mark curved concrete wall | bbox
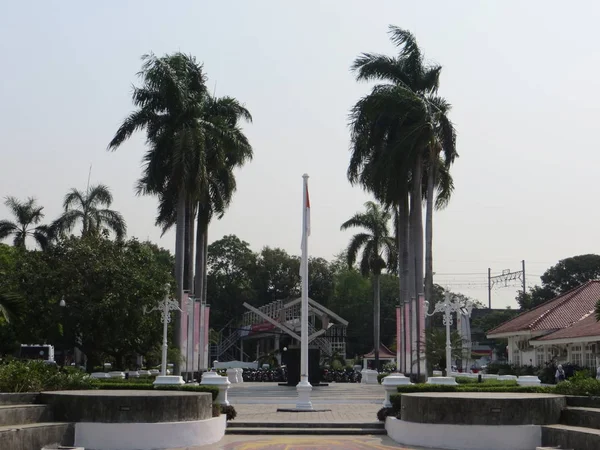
[386,417,541,450]
[41,390,212,423]
[400,392,565,425]
[74,415,226,450]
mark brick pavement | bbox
[233,403,380,423]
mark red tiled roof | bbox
[487,281,600,336]
[363,344,396,358]
[535,313,600,342]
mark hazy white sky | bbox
[1,1,599,308]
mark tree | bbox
[341,201,397,370]
[518,254,600,310]
[349,26,454,377]
[0,197,51,250]
[10,235,174,370]
[53,184,126,240]
[423,327,462,372]
[253,247,301,306]
[206,235,257,329]
[108,52,210,374]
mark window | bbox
[536,347,545,367]
[571,345,583,366]
[585,344,595,368]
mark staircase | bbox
[308,322,332,356]
[226,421,385,435]
[542,396,600,450]
[0,393,74,450]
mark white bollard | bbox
[426,376,458,385]
[226,368,238,384]
[364,369,379,385]
[361,368,368,384]
[201,370,232,406]
[517,375,541,386]
[382,374,412,407]
[236,368,243,383]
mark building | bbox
[486,280,600,368]
[211,297,348,365]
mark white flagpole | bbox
[296,173,313,410]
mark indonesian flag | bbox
[300,176,310,277]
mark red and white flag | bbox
[300,176,310,277]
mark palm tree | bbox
[349,25,455,379]
[0,197,51,250]
[109,52,208,374]
[341,201,397,370]
[0,290,22,323]
[423,98,457,315]
[53,184,126,240]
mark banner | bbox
[180,292,189,369]
[203,306,210,370]
[396,306,401,371]
[404,302,410,371]
[193,300,200,372]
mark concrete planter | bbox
[498,375,518,381]
[426,376,458,385]
[382,374,412,407]
[517,376,541,386]
[108,371,125,379]
[201,370,231,406]
[363,369,378,385]
[153,375,185,386]
[226,368,238,384]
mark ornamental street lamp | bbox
[143,290,182,377]
[425,291,473,376]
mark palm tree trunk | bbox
[399,192,410,373]
[425,156,436,323]
[173,190,186,376]
[194,206,206,299]
[408,191,416,377]
[412,152,425,380]
[373,273,381,371]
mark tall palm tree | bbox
[53,184,126,240]
[349,25,454,379]
[109,52,208,374]
[341,201,397,370]
[0,290,21,323]
[0,197,51,250]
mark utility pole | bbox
[488,268,492,308]
[488,261,526,308]
[522,260,526,296]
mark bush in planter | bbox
[377,373,390,384]
[455,377,517,386]
[377,407,394,422]
[90,381,219,401]
[211,403,237,420]
[554,374,600,396]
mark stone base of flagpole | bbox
[295,377,313,410]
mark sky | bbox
[1,1,599,309]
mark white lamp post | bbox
[144,290,184,386]
[425,291,473,377]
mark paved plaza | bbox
[228,383,382,423]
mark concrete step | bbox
[228,421,385,429]
[566,396,600,409]
[0,422,74,450]
[0,393,38,406]
[226,427,387,435]
[562,406,600,429]
[542,424,600,450]
[0,404,52,426]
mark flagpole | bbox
[296,173,313,410]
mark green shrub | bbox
[454,377,517,386]
[554,377,600,397]
[377,407,394,422]
[377,373,390,384]
[0,360,92,393]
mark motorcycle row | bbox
[235,367,363,383]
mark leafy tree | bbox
[518,254,600,310]
[253,247,301,306]
[0,197,51,250]
[423,327,462,374]
[341,201,396,369]
[10,236,174,370]
[206,235,257,329]
[307,257,334,306]
[53,184,126,240]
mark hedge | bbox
[454,377,517,386]
[377,373,390,384]
[90,381,219,401]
